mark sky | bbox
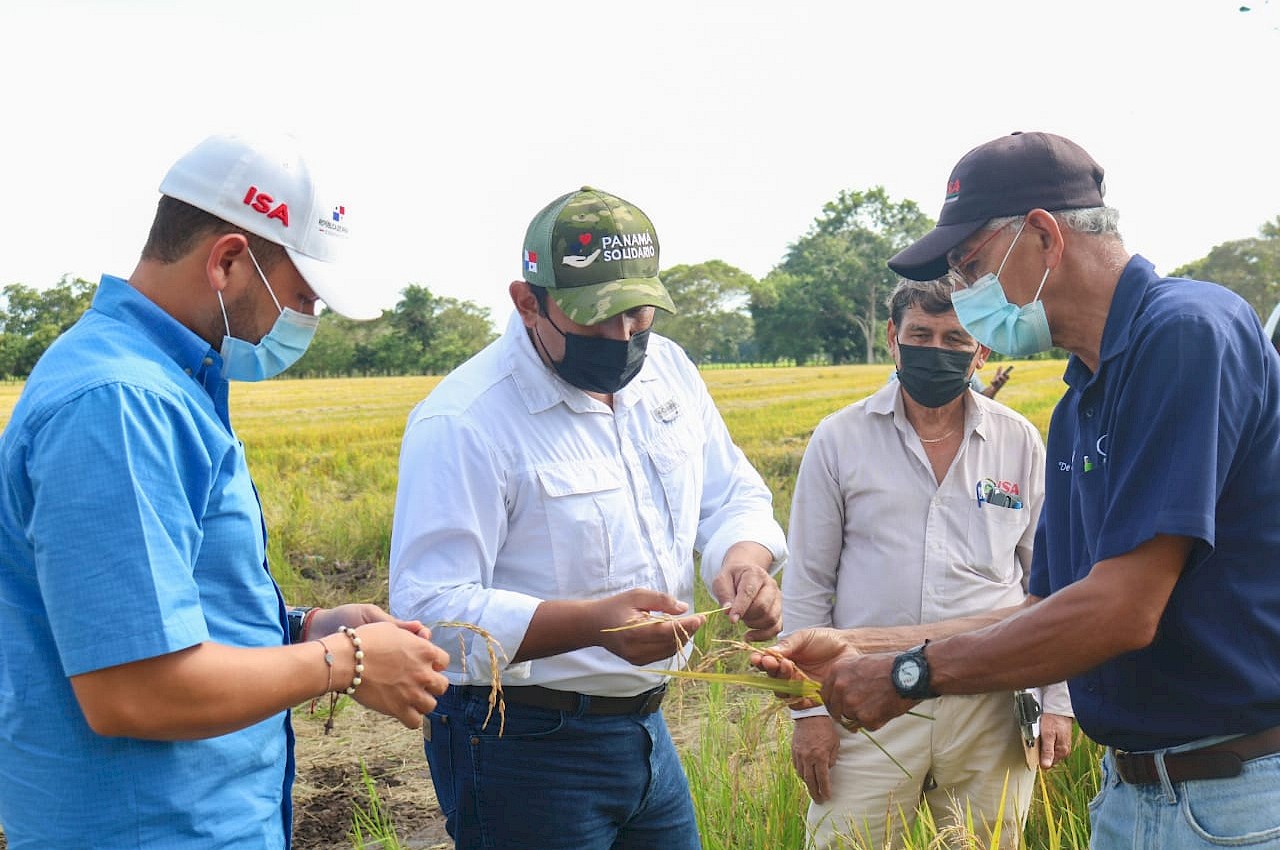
[2,0,1278,327]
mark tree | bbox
[0,276,97,378]
[1172,216,1280,320]
[752,187,932,364]
[657,260,756,364]
[292,284,496,376]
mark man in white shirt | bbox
[784,279,1073,849]
[389,186,787,850]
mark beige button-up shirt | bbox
[784,380,1071,715]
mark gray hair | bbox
[983,206,1122,238]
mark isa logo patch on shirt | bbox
[524,250,538,274]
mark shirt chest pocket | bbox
[961,499,1028,586]
[535,462,631,596]
[643,422,702,537]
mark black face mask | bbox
[895,343,977,408]
[537,312,650,394]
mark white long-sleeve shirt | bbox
[784,381,1071,716]
[390,311,787,696]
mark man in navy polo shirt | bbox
[755,131,1280,849]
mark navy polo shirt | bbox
[1030,256,1280,751]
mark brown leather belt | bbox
[457,684,667,716]
[1113,725,1280,785]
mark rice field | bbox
[0,360,1098,849]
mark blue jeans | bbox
[1090,747,1280,848]
[424,687,701,850]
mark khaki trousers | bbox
[807,691,1034,850]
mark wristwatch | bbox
[891,642,938,700]
[287,607,316,644]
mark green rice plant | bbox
[682,688,812,850]
[348,759,403,850]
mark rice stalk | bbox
[430,620,509,736]
[646,639,927,777]
[599,604,731,632]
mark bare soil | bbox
[292,701,452,850]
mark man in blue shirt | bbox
[756,132,1280,849]
[0,133,450,849]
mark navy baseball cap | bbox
[889,131,1107,281]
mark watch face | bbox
[897,659,921,689]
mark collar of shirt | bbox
[94,275,224,389]
[499,310,658,415]
[1062,254,1156,391]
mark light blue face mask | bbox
[951,219,1053,357]
[218,249,319,381]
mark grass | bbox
[0,361,1094,849]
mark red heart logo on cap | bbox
[578,233,592,246]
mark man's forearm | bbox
[72,640,336,740]
[930,535,1190,695]
[846,602,1030,654]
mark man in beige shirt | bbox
[783,279,1073,849]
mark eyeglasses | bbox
[946,222,1014,290]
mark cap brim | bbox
[887,220,989,282]
[549,277,677,326]
[287,248,384,321]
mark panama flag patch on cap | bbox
[524,250,538,273]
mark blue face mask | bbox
[951,220,1053,357]
[218,249,319,381]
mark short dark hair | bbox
[885,278,955,329]
[141,195,288,271]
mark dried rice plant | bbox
[431,620,510,736]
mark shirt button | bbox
[184,368,193,376]
[203,357,214,366]
[1084,408,1095,418]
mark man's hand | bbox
[818,651,919,732]
[341,621,451,730]
[753,632,915,731]
[791,715,841,803]
[751,627,857,692]
[1038,713,1074,769]
[711,542,781,641]
[593,588,706,666]
[307,603,436,642]
[982,365,1013,398]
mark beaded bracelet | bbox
[338,625,365,695]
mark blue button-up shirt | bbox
[0,276,293,848]
[1030,256,1280,751]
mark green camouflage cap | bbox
[521,186,677,325]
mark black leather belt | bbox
[456,684,667,716]
[1114,725,1280,785]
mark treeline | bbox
[3,190,1279,380]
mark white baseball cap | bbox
[159,132,381,320]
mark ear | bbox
[885,318,900,365]
[509,281,539,328]
[205,233,251,295]
[973,344,990,371]
[1026,208,1066,271]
